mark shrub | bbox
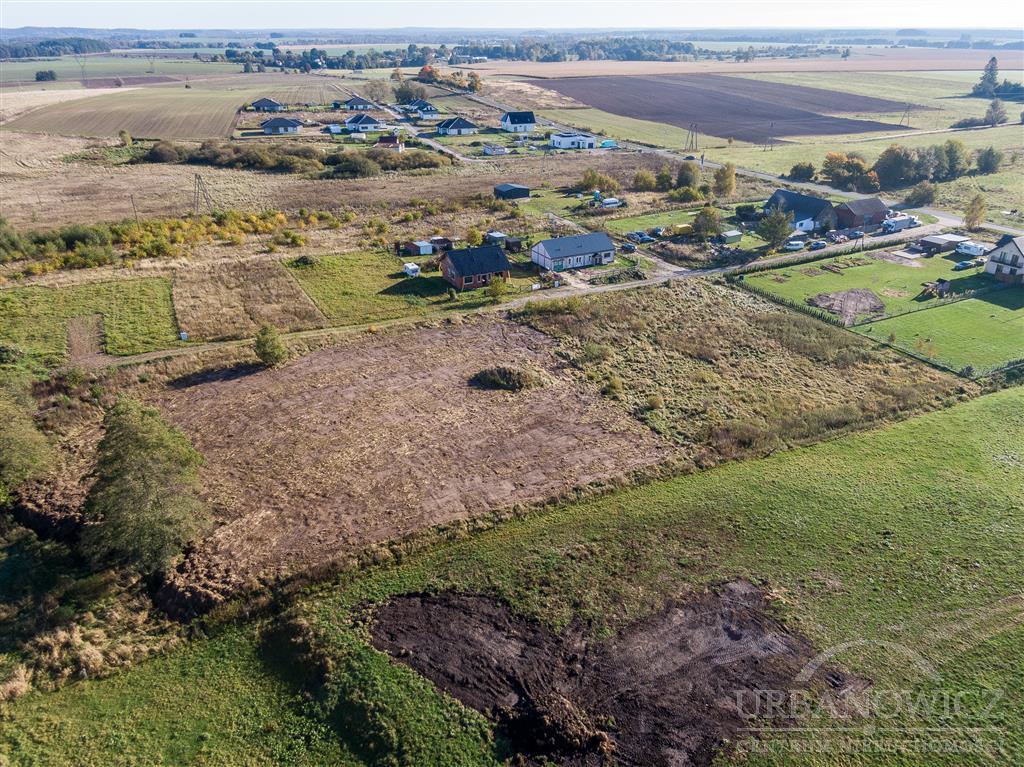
[291,253,320,267]
[147,140,186,163]
[904,180,936,206]
[578,168,619,193]
[675,161,701,189]
[0,390,53,505]
[35,70,57,82]
[602,375,625,399]
[117,130,132,147]
[788,162,815,181]
[976,146,1003,174]
[469,366,539,392]
[666,186,704,203]
[254,324,288,367]
[646,392,665,410]
[326,153,381,179]
[632,170,656,192]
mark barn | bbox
[835,197,890,228]
[494,183,531,200]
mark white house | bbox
[343,96,374,110]
[500,111,536,133]
[345,113,384,132]
[436,116,478,136]
[531,232,615,271]
[984,235,1024,284]
[261,117,303,135]
[415,102,440,119]
[550,132,596,150]
[483,144,509,156]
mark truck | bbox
[881,215,921,233]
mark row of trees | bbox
[0,37,108,59]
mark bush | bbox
[291,253,319,267]
[0,390,52,505]
[80,399,210,574]
[146,140,186,163]
[788,162,815,181]
[326,153,381,179]
[675,161,701,189]
[578,168,619,194]
[976,146,1003,174]
[469,366,539,392]
[904,180,936,206]
[632,170,656,192]
[254,324,288,367]
[35,70,58,81]
[117,130,132,147]
[667,186,704,203]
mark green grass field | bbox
[0,279,181,366]
[862,289,1024,372]
[746,250,993,320]
[0,55,241,84]
[538,107,739,149]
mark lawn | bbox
[862,289,1024,372]
[0,278,181,366]
[431,128,544,156]
[0,55,241,84]
[516,188,589,218]
[285,250,534,326]
[746,250,994,321]
[603,207,704,234]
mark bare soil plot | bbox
[172,259,326,341]
[808,288,886,326]
[152,318,672,617]
[369,581,865,766]
[536,74,910,142]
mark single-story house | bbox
[983,234,1024,284]
[251,97,284,112]
[550,132,596,150]
[439,245,511,290]
[436,116,478,136]
[720,230,743,244]
[835,197,890,228]
[494,183,530,200]
[345,113,384,132]
[483,144,509,156]
[500,111,536,133]
[918,233,971,254]
[415,102,439,118]
[531,232,615,271]
[402,98,432,113]
[375,134,404,151]
[343,95,374,110]
[763,189,837,232]
[261,117,303,135]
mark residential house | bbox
[375,134,404,152]
[835,197,890,229]
[483,144,509,156]
[550,132,596,150]
[343,95,374,110]
[402,98,432,113]
[251,97,284,112]
[763,189,837,232]
[436,116,478,136]
[415,102,440,119]
[261,117,303,135]
[439,245,511,290]
[500,111,536,133]
[493,183,530,200]
[984,235,1024,284]
[531,232,615,271]
[345,113,384,132]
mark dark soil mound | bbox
[808,288,885,325]
[369,581,863,766]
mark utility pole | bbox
[73,52,87,86]
[130,194,139,223]
[192,174,215,217]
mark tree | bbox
[254,324,287,367]
[985,98,1007,127]
[756,206,794,250]
[390,67,403,81]
[632,169,656,191]
[691,207,722,241]
[976,146,1003,174]
[788,161,815,181]
[80,399,210,574]
[579,168,619,193]
[963,194,987,230]
[35,69,57,81]
[712,163,737,197]
[675,161,700,189]
[655,164,674,192]
[944,139,971,179]
[972,56,999,97]
[363,79,392,103]
[0,390,52,505]
[465,227,484,246]
[417,64,437,82]
[394,80,426,103]
[485,276,508,302]
[467,71,483,93]
[904,180,936,207]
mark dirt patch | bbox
[65,314,114,368]
[872,250,923,267]
[536,74,911,143]
[150,317,672,618]
[808,288,885,325]
[369,581,865,766]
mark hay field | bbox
[0,55,242,85]
[172,259,327,341]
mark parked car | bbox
[638,234,656,244]
[619,242,637,253]
[972,256,987,266]
[851,230,866,238]
[953,260,975,271]
[626,232,642,243]
[784,240,806,251]
[684,155,696,160]
[808,240,828,250]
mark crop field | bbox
[538,106,731,148]
[864,289,1024,372]
[0,279,180,366]
[516,281,964,458]
[147,318,672,614]
[172,260,327,341]
[745,249,994,321]
[0,55,241,85]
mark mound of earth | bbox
[369,581,866,766]
[808,288,885,325]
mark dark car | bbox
[808,240,828,250]
[684,155,696,161]
[953,260,975,271]
[851,230,866,238]
[619,242,637,253]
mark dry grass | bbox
[172,259,326,341]
[0,87,137,126]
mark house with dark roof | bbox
[439,245,511,290]
[261,117,303,134]
[345,113,384,132]
[436,116,478,136]
[402,98,432,111]
[763,189,837,232]
[415,102,439,118]
[343,95,374,110]
[375,134,404,152]
[251,97,285,112]
[500,111,536,133]
[493,183,530,200]
[835,197,890,229]
[984,235,1024,284]
[531,232,615,271]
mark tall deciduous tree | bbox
[675,161,700,189]
[963,194,987,230]
[691,207,723,241]
[985,98,1007,127]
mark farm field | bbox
[0,278,180,366]
[745,249,994,321]
[0,55,242,85]
[538,106,729,149]
[18,385,1020,764]
[864,289,1024,372]
[537,74,913,143]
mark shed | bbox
[494,183,530,200]
[721,230,743,244]
[485,231,508,245]
[919,234,970,254]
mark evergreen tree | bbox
[756,206,794,250]
[972,57,999,97]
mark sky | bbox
[3,0,1024,32]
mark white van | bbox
[955,241,986,257]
